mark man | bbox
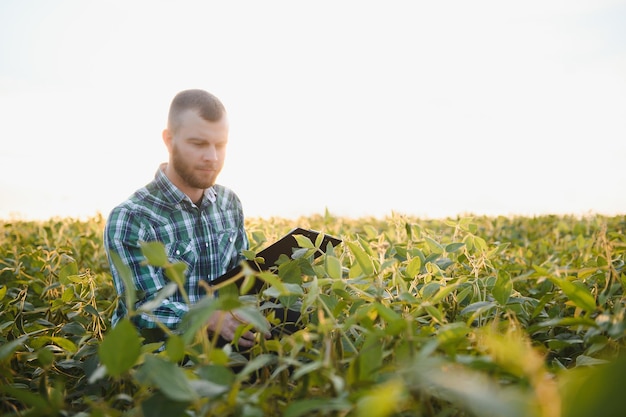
[104,89,265,348]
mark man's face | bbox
[165,109,229,196]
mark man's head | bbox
[167,89,226,134]
[162,89,230,202]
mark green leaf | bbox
[291,360,323,380]
[0,385,49,410]
[456,286,473,305]
[61,321,86,335]
[347,241,374,276]
[493,271,513,305]
[374,302,402,323]
[562,354,626,417]
[138,355,198,402]
[242,249,256,260]
[356,379,405,417]
[425,237,443,254]
[548,277,596,313]
[37,347,55,368]
[437,322,470,346]
[0,336,28,361]
[141,241,169,267]
[141,392,189,417]
[164,261,187,288]
[58,261,78,285]
[314,232,325,248]
[357,235,375,256]
[84,304,100,317]
[359,334,383,381]
[196,364,235,386]
[218,281,239,298]
[445,242,466,253]
[431,283,461,304]
[236,353,276,380]
[406,256,422,277]
[239,273,256,295]
[293,234,315,249]
[460,301,498,322]
[424,304,445,323]
[534,316,598,331]
[233,305,270,334]
[375,303,407,335]
[325,255,342,279]
[422,282,441,300]
[67,273,87,284]
[181,296,221,344]
[109,251,136,313]
[61,287,74,303]
[166,334,186,363]
[258,271,287,294]
[50,337,77,353]
[473,235,488,251]
[280,260,306,285]
[284,398,352,417]
[99,318,141,377]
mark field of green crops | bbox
[1,213,625,417]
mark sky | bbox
[1,0,625,221]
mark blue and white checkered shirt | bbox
[104,166,248,330]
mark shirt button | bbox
[205,242,209,248]
[229,237,234,242]
[175,250,180,255]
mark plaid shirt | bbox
[104,166,248,330]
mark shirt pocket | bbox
[165,241,197,275]
[215,229,238,271]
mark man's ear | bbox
[162,128,172,151]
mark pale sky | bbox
[1,0,625,220]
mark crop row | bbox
[1,213,625,416]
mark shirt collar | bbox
[155,164,217,208]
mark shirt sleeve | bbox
[104,206,189,330]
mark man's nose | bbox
[204,145,218,161]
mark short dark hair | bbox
[167,89,226,132]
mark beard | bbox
[171,143,220,190]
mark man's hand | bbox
[206,310,271,348]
